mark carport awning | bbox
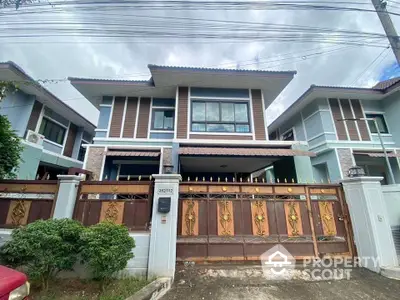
[353,151,400,158]
[106,150,160,157]
[179,147,316,157]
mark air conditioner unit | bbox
[26,130,44,146]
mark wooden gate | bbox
[177,181,354,261]
[73,181,153,231]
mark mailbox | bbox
[158,197,171,213]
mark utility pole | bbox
[371,0,400,65]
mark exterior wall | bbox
[125,233,150,276]
[382,184,400,257]
[337,148,353,178]
[162,148,173,172]
[17,141,42,179]
[109,96,125,138]
[63,123,78,157]
[0,91,36,137]
[250,89,266,140]
[72,127,84,159]
[43,140,63,154]
[382,91,400,146]
[85,147,106,180]
[123,97,138,138]
[136,97,151,138]
[311,150,342,182]
[177,87,188,139]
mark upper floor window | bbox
[152,109,174,131]
[39,117,66,145]
[366,113,389,134]
[281,129,294,141]
[191,101,250,133]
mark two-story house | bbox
[268,79,400,184]
[69,65,316,182]
[0,61,95,179]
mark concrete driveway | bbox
[162,265,400,300]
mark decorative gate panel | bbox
[177,182,354,262]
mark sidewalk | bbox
[162,265,400,300]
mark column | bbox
[341,176,398,272]
[147,174,181,279]
[53,175,82,219]
[292,144,314,183]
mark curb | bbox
[381,266,400,280]
[125,277,172,300]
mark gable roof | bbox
[373,77,400,90]
[0,61,95,133]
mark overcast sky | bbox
[1,1,400,126]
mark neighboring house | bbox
[0,62,95,179]
[268,79,400,184]
[69,65,316,182]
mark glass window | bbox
[191,100,251,133]
[152,109,174,130]
[206,102,219,121]
[221,103,234,121]
[192,102,205,121]
[39,118,66,145]
[78,142,87,162]
[97,106,111,129]
[366,114,389,134]
[235,103,249,122]
[281,129,294,141]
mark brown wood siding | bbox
[26,100,43,132]
[122,97,138,138]
[340,99,359,141]
[189,134,253,140]
[136,97,151,138]
[351,99,370,141]
[109,97,126,137]
[63,123,77,157]
[177,87,189,139]
[329,98,348,140]
[251,89,266,140]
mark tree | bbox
[0,81,23,179]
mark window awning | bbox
[179,147,316,157]
[353,151,400,158]
[106,150,160,157]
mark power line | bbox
[350,46,390,85]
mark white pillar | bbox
[53,175,82,219]
[147,174,181,279]
[341,177,398,272]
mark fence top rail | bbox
[0,180,58,184]
[179,182,341,188]
[81,180,153,185]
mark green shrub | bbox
[80,222,135,285]
[0,218,84,290]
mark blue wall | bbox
[311,150,342,182]
[383,91,400,147]
[0,91,35,137]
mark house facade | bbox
[268,79,400,184]
[0,61,95,179]
[70,65,316,182]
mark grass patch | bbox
[31,277,150,300]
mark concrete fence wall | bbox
[382,184,400,257]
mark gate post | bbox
[341,176,398,273]
[147,174,182,279]
[53,175,82,219]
